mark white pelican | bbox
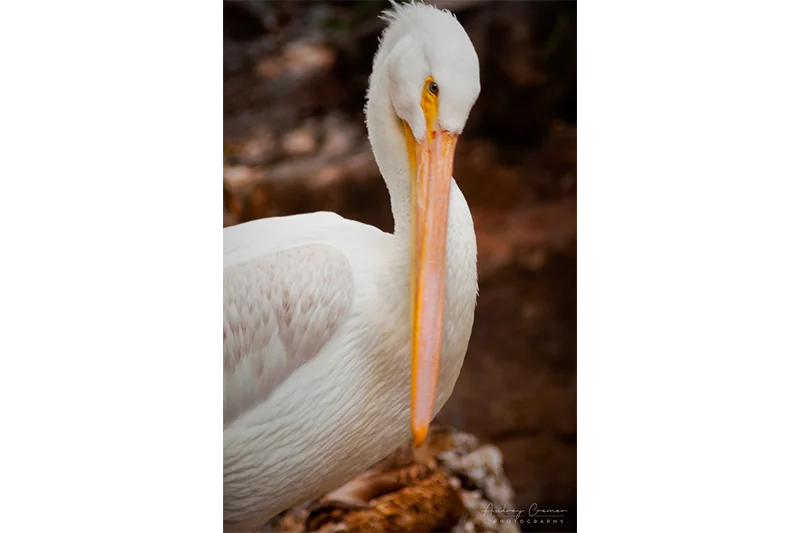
[224,2,481,530]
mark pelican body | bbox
[224,3,481,530]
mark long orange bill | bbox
[410,127,458,448]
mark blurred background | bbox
[224,0,576,531]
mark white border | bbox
[581,2,800,531]
[2,2,219,531]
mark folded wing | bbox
[223,243,355,427]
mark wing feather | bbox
[223,243,355,426]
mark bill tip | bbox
[412,424,428,448]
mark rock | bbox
[264,426,520,533]
[256,43,335,81]
[240,131,277,164]
[281,128,317,156]
[224,165,266,188]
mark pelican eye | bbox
[427,81,438,96]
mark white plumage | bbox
[223,3,481,530]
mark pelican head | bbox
[367,2,481,447]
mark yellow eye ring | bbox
[427,80,438,96]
